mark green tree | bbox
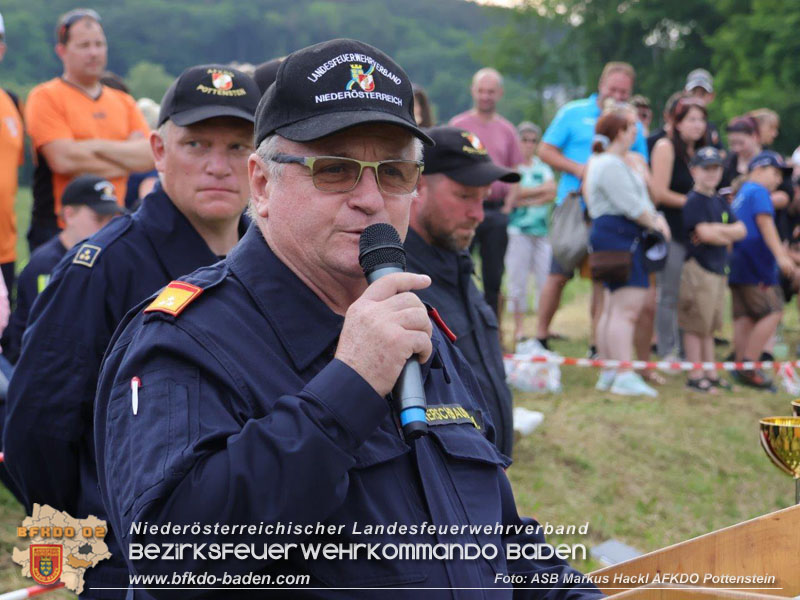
[125,61,174,102]
[710,0,800,153]
[0,0,500,126]
[485,0,737,132]
[479,5,576,127]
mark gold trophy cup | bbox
[759,417,800,504]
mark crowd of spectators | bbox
[2,9,800,403]
[419,62,800,396]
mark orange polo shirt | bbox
[25,78,149,228]
[0,89,24,263]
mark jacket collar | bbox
[404,227,473,289]
[136,183,247,278]
[227,225,344,372]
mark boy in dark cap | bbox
[729,151,798,388]
[679,147,746,392]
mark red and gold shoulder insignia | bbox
[144,281,203,317]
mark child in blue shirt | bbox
[729,151,797,388]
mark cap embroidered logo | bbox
[347,64,375,92]
[461,132,488,155]
[93,180,116,202]
[212,71,234,91]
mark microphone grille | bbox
[359,223,406,274]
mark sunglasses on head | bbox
[57,9,101,44]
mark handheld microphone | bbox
[358,223,427,439]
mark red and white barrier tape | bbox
[503,353,799,372]
[0,583,64,600]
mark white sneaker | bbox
[610,371,658,397]
[595,369,616,391]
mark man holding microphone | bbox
[95,39,602,599]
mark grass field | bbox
[0,189,797,596]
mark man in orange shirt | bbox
[25,8,152,251]
[0,12,24,292]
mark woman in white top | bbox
[585,106,670,397]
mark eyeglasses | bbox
[521,137,539,144]
[271,153,424,195]
[57,9,101,44]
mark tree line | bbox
[2,0,797,158]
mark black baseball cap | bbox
[422,126,520,186]
[643,229,668,273]
[748,150,793,176]
[254,38,432,146]
[690,146,723,168]
[61,175,126,215]
[254,58,283,95]
[158,64,259,127]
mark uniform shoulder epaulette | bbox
[144,281,203,317]
[71,242,103,268]
[70,216,133,269]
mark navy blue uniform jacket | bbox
[95,226,602,600]
[4,185,243,597]
[4,235,67,364]
[404,228,514,458]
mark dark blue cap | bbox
[159,64,259,127]
[690,146,723,167]
[748,150,792,175]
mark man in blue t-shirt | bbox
[730,151,797,387]
[535,62,648,353]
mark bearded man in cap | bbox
[405,125,519,458]
[93,39,601,599]
[5,64,258,598]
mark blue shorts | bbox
[589,215,648,291]
[550,254,574,277]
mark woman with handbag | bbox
[585,106,671,396]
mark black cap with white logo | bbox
[690,146,723,168]
[158,64,259,127]
[254,38,432,146]
[422,126,520,186]
[61,174,126,215]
